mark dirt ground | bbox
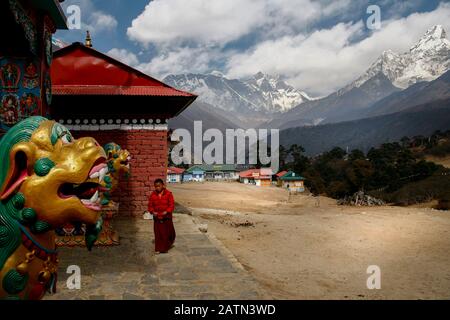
[170,182,450,300]
[426,155,450,168]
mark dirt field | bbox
[170,182,450,299]
[426,155,450,168]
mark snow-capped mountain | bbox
[267,25,450,129]
[164,71,312,115]
[339,25,450,95]
[245,72,314,112]
[52,37,69,50]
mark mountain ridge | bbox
[279,98,450,156]
[266,25,450,129]
[163,71,313,122]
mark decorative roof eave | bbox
[58,123,169,132]
[55,118,169,131]
[62,124,169,131]
[30,0,67,29]
[52,85,197,97]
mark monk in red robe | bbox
[147,179,176,253]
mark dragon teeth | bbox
[81,191,100,206]
[90,172,100,179]
[99,168,107,183]
[89,164,108,182]
[90,190,99,203]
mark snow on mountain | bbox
[163,71,312,114]
[267,25,450,129]
[397,25,450,88]
[52,37,69,50]
[339,25,450,95]
[245,72,312,112]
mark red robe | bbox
[147,188,176,252]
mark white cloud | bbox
[127,0,266,45]
[89,12,118,32]
[225,3,450,95]
[127,0,351,46]
[136,47,217,79]
[321,0,352,16]
[107,48,139,66]
[126,0,352,80]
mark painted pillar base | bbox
[55,202,120,247]
[96,201,120,246]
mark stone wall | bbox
[73,129,168,217]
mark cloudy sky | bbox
[56,0,450,96]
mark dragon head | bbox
[104,142,131,178]
[0,116,107,228]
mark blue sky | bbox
[56,0,450,96]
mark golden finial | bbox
[85,30,92,48]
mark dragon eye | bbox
[60,132,73,145]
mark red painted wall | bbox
[73,129,168,217]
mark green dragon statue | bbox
[0,116,106,299]
[102,142,131,204]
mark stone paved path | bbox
[45,214,269,300]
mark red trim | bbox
[53,85,195,97]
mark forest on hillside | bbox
[280,130,450,207]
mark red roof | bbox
[51,43,197,99]
[239,168,272,179]
[276,170,288,178]
[239,169,259,178]
[167,167,185,174]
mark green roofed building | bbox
[280,171,305,192]
[184,165,205,182]
[185,164,239,182]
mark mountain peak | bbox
[410,25,449,53]
[254,71,265,79]
[252,71,282,82]
[380,49,399,61]
[424,25,446,40]
[340,25,450,94]
[210,70,225,77]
